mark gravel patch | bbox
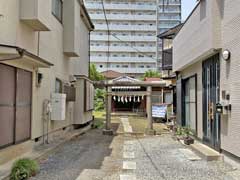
[30,124,238,180]
[31,129,119,180]
[132,135,235,180]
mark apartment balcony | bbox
[159,10,181,14]
[90,14,156,21]
[90,56,156,63]
[86,3,156,11]
[97,67,156,74]
[20,0,51,31]
[173,0,221,71]
[159,0,181,5]
[159,24,180,29]
[91,46,156,53]
[90,35,156,42]
[162,48,173,70]
[159,18,181,21]
[95,24,156,32]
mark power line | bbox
[100,0,110,73]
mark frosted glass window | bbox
[184,76,196,132]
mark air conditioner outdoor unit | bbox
[51,93,66,120]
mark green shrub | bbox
[10,158,39,180]
[175,126,194,137]
[92,119,104,129]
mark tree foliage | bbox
[142,70,161,79]
[94,88,106,111]
[89,64,105,81]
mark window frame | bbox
[52,0,63,23]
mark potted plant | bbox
[183,127,194,145]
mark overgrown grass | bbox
[128,116,168,134]
[92,111,105,129]
[10,158,39,180]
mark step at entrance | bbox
[190,142,223,161]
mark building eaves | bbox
[0,44,54,67]
[79,0,94,30]
[157,23,184,39]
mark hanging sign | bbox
[152,105,167,118]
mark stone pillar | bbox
[145,86,156,135]
[103,86,113,135]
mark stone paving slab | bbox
[123,152,135,159]
[120,174,137,180]
[123,145,134,152]
[123,161,136,170]
[178,148,201,161]
[124,141,134,145]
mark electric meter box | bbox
[51,93,66,120]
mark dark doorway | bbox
[0,64,32,148]
[202,54,221,151]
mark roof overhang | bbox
[79,0,94,31]
[94,80,167,88]
[0,44,53,68]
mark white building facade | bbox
[173,0,240,159]
[84,0,181,77]
[0,0,94,164]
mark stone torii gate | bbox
[94,80,167,135]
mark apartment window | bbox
[99,65,103,68]
[52,0,63,22]
[55,78,62,93]
[183,75,197,132]
[122,65,129,68]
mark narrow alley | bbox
[31,116,238,180]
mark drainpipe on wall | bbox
[88,30,93,78]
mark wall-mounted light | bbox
[222,50,231,61]
[36,71,43,87]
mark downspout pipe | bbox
[88,29,93,78]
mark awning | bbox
[0,44,53,68]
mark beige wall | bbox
[0,0,93,139]
[180,62,203,139]
[219,0,240,157]
[174,0,240,157]
[74,79,93,125]
[173,0,221,72]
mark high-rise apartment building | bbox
[84,0,181,77]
